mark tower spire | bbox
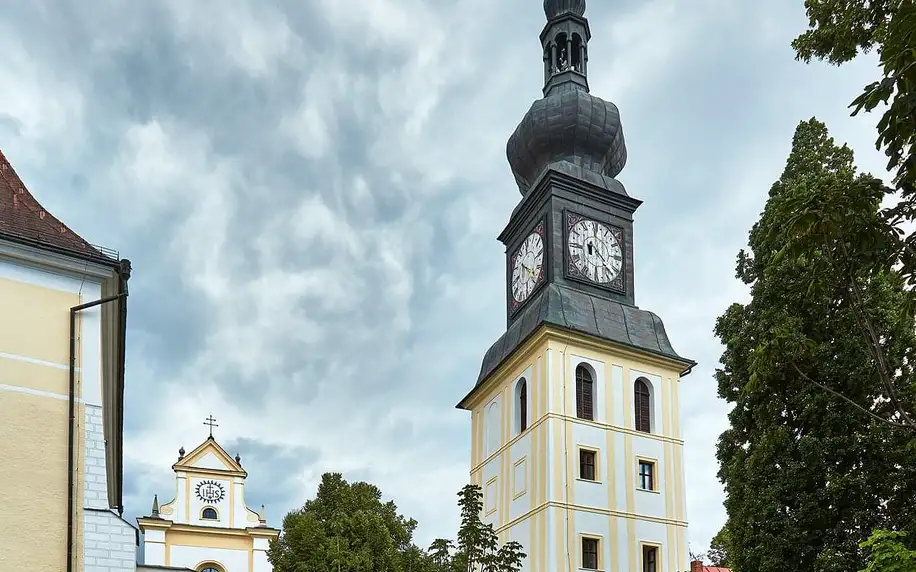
[541,0,590,96]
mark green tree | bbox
[268,472,433,572]
[860,530,916,572]
[792,0,916,296]
[707,523,732,568]
[427,484,525,572]
[714,119,916,572]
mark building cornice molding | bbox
[0,236,116,280]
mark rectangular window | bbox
[582,537,599,570]
[642,545,658,572]
[579,449,596,481]
[638,460,655,491]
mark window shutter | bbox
[635,379,651,432]
[576,366,594,421]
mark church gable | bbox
[173,437,245,475]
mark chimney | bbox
[691,561,704,572]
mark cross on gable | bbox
[203,414,218,438]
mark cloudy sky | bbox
[0,0,892,558]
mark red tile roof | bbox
[0,148,111,260]
[691,561,731,572]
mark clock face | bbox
[510,226,546,307]
[195,480,225,504]
[566,216,624,286]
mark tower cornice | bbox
[498,163,642,245]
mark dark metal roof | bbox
[506,77,627,196]
[474,284,693,388]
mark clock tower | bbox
[137,424,280,572]
[457,2,696,571]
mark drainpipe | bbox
[67,260,130,572]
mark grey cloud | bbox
[1,0,888,555]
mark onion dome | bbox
[507,90,627,194]
[544,0,586,19]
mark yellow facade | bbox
[0,274,118,571]
[0,277,79,570]
[461,325,690,572]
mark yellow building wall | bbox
[0,275,86,571]
[466,327,689,572]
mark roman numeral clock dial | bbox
[566,214,624,289]
[509,224,546,313]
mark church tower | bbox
[456,2,696,571]
[137,421,280,572]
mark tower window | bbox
[579,449,596,481]
[634,378,652,433]
[581,537,599,570]
[516,378,528,434]
[554,33,569,71]
[642,545,658,572]
[201,507,218,520]
[571,33,584,71]
[638,460,655,491]
[575,364,594,421]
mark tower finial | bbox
[151,494,160,517]
[540,0,591,97]
[544,0,586,20]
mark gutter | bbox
[67,258,131,572]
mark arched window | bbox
[576,365,594,421]
[571,33,583,71]
[554,33,569,71]
[485,400,500,455]
[634,378,651,433]
[517,378,528,433]
[201,507,218,520]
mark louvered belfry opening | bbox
[634,378,651,432]
[575,365,594,420]
[519,379,528,432]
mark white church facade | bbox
[137,429,280,572]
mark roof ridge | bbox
[0,148,108,258]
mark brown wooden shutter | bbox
[635,379,651,432]
[576,366,594,420]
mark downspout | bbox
[67,259,130,572]
[116,259,131,516]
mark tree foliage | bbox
[860,530,916,572]
[268,476,524,572]
[707,523,733,568]
[267,472,433,572]
[714,119,916,572]
[792,0,916,292]
[427,484,525,572]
